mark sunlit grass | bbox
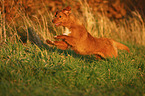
[0,39,145,96]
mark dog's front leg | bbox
[46,39,68,50]
[54,35,69,39]
[54,35,76,46]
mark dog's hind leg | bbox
[94,52,106,59]
[95,54,102,60]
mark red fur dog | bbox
[46,6,130,59]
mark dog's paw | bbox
[54,35,67,40]
[54,35,63,39]
[46,39,54,45]
[54,35,58,39]
[54,35,57,38]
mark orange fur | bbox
[46,6,130,59]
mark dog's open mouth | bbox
[55,22,61,26]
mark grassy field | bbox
[0,39,145,96]
[0,1,145,95]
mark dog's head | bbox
[52,6,72,27]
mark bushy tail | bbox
[112,40,130,53]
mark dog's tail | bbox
[112,40,130,53]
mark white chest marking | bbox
[63,28,71,35]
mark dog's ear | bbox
[62,6,71,16]
[54,11,59,17]
[64,6,71,11]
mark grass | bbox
[0,1,145,95]
[0,39,145,96]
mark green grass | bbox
[0,40,145,96]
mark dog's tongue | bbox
[55,23,61,26]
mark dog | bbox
[46,6,130,59]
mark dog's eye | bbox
[59,16,61,18]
